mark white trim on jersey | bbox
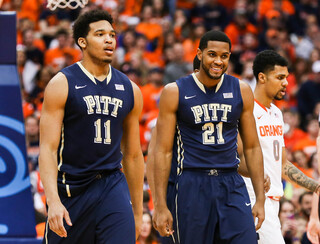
[191,73,224,93]
[58,124,64,171]
[76,62,112,85]
[176,125,184,176]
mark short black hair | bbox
[73,9,113,49]
[193,55,200,71]
[198,30,231,51]
[253,50,288,80]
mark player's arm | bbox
[307,128,320,243]
[146,128,157,202]
[121,81,145,239]
[146,127,173,207]
[153,83,179,236]
[237,134,249,177]
[307,193,320,244]
[282,149,320,193]
[239,81,265,230]
[39,72,71,238]
[237,135,270,193]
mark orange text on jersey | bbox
[259,125,283,137]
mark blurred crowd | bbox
[2,0,320,243]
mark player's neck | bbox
[254,90,272,109]
[80,59,110,81]
[196,71,221,89]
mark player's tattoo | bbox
[284,161,320,193]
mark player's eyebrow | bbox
[94,29,116,34]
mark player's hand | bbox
[307,217,320,244]
[133,211,143,240]
[47,200,72,238]
[152,206,174,237]
[264,174,271,193]
[252,200,265,231]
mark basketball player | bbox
[39,10,144,243]
[152,30,265,244]
[242,50,320,244]
[146,57,270,244]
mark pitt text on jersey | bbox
[83,95,123,145]
[191,103,232,145]
[191,103,232,124]
[83,95,123,117]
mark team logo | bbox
[0,115,30,235]
[0,115,30,197]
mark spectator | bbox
[44,28,82,72]
[29,65,55,112]
[163,42,192,84]
[38,7,76,48]
[22,28,45,65]
[298,191,313,221]
[136,211,160,244]
[279,198,299,244]
[192,0,229,31]
[224,8,258,53]
[240,59,255,91]
[292,150,314,181]
[291,23,319,60]
[283,108,308,152]
[135,5,163,52]
[297,61,320,122]
[293,116,319,156]
[25,114,40,165]
[182,22,206,63]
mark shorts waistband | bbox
[183,168,237,176]
[95,168,120,179]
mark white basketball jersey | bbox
[244,100,285,199]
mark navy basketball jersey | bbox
[57,62,134,195]
[172,73,243,171]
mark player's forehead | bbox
[204,40,230,54]
[88,20,114,33]
[268,65,289,77]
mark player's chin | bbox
[102,57,112,64]
[274,94,284,101]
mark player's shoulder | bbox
[43,72,68,106]
[46,72,68,91]
[159,82,179,110]
[163,82,179,94]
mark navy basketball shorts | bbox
[43,170,135,244]
[170,169,257,244]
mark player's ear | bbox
[196,48,202,62]
[78,37,87,49]
[258,72,266,84]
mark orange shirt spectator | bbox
[44,29,82,70]
[258,0,295,20]
[284,128,307,152]
[135,5,164,53]
[45,47,81,70]
[136,22,163,44]
[141,83,163,116]
[293,137,316,158]
[224,10,258,52]
[176,0,196,10]
[121,0,144,17]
